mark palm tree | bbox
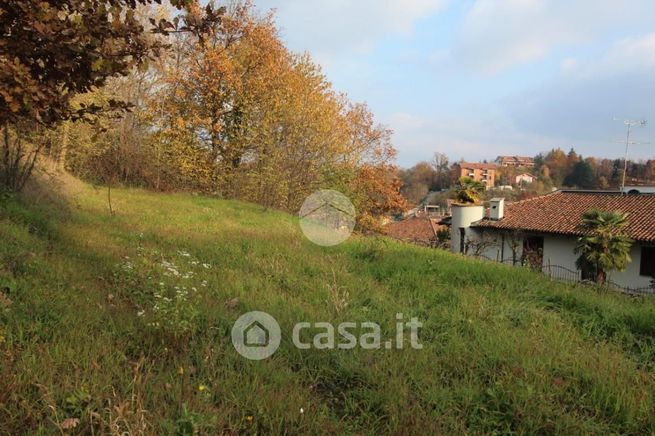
[574,209,633,285]
[454,177,485,204]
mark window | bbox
[640,246,655,277]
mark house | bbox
[385,211,445,247]
[456,162,496,189]
[515,173,535,185]
[496,156,535,167]
[451,191,655,291]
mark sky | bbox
[254,0,655,168]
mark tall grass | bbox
[0,185,654,434]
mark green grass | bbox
[1,184,655,434]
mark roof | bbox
[496,156,534,164]
[457,162,497,170]
[472,190,655,243]
[385,214,442,245]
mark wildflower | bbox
[202,263,211,269]
[198,385,206,392]
[137,310,145,317]
[246,416,253,423]
[300,408,304,414]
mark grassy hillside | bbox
[1,182,655,434]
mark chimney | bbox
[489,198,504,220]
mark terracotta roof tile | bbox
[385,216,439,245]
[473,191,655,242]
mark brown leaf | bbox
[59,417,80,430]
[0,292,11,311]
[225,297,239,310]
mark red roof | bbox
[473,191,655,242]
[385,215,442,245]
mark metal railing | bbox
[471,254,654,295]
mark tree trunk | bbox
[596,269,606,286]
[107,179,114,215]
[58,121,70,170]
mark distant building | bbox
[496,156,535,167]
[456,162,496,189]
[515,173,535,185]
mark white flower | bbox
[202,263,211,269]
[137,310,145,317]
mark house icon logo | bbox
[299,190,356,246]
[244,320,269,347]
[231,311,281,360]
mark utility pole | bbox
[615,118,647,193]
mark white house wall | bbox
[475,230,651,290]
[542,236,650,289]
[468,228,523,263]
[612,245,650,289]
[542,236,578,272]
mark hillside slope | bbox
[1,183,655,434]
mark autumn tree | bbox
[147,3,405,228]
[400,162,437,205]
[0,0,222,191]
[431,152,451,190]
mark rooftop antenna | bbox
[614,118,648,193]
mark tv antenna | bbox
[614,118,648,193]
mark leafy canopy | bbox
[0,0,223,126]
[454,177,485,204]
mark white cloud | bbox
[591,33,655,75]
[504,33,655,157]
[255,0,449,58]
[454,0,655,74]
[387,111,555,166]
